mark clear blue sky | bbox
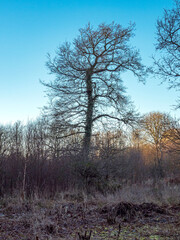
[0,0,179,124]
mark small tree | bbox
[163,119,180,153]
[43,22,146,155]
[153,0,180,106]
[141,112,173,177]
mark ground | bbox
[0,198,180,240]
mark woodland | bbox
[0,1,180,239]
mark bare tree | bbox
[153,0,180,106]
[43,22,146,155]
[0,126,8,157]
[141,112,174,177]
[163,118,180,153]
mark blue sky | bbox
[0,0,179,124]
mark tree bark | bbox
[83,70,94,157]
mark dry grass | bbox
[0,181,180,239]
[93,181,180,205]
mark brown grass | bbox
[0,181,179,239]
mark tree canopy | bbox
[154,0,180,106]
[43,22,146,154]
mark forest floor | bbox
[0,196,180,240]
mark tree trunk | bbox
[155,144,164,179]
[83,70,94,157]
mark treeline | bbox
[0,112,179,198]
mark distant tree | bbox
[163,118,180,153]
[43,22,146,156]
[11,121,23,157]
[141,112,174,177]
[0,126,8,157]
[153,0,180,106]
